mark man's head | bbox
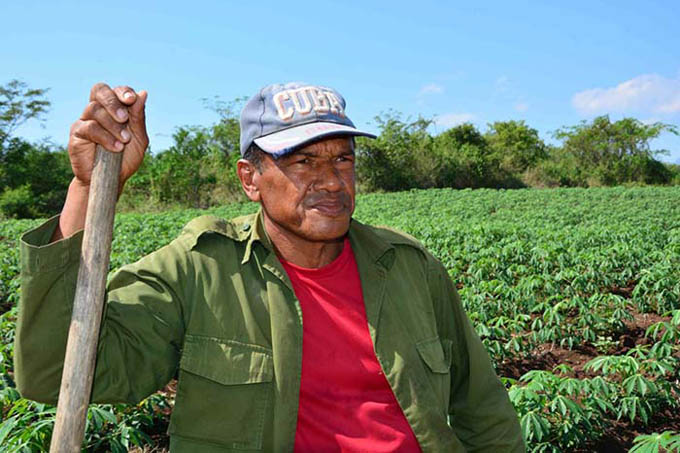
[239,82,374,158]
[237,82,373,245]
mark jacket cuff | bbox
[20,215,83,274]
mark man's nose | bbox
[312,161,343,192]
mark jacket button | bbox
[242,223,251,231]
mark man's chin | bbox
[302,213,351,241]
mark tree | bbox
[0,79,50,148]
[485,120,547,174]
[121,97,248,210]
[356,111,436,191]
[437,123,486,149]
[554,116,678,185]
[0,138,71,218]
[202,96,247,159]
[0,81,70,219]
[151,126,218,208]
[433,123,502,188]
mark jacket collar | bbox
[241,208,273,265]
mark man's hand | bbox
[52,83,148,242]
[69,83,149,187]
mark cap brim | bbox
[254,122,376,157]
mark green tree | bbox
[0,138,71,218]
[0,80,66,218]
[553,116,677,185]
[202,96,247,199]
[438,122,486,149]
[151,126,219,208]
[485,120,547,174]
[433,123,502,188]
[122,97,247,210]
[357,115,509,191]
[0,79,50,148]
[356,111,436,191]
[202,96,247,159]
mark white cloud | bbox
[572,74,680,115]
[514,102,529,112]
[418,83,444,96]
[659,97,680,113]
[433,112,476,129]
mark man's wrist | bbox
[50,178,92,242]
[71,177,91,193]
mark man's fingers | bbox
[89,82,110,101]
[128,90,147,118]
[90,82,129,124]
[81,102,132,144]
[127,90,148,140]
[72,119,124,152]
[113,86,137,105]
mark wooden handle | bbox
[50,145,123,453]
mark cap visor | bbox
[254,122,376,157]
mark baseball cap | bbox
[239,82,376,157]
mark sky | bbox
[3,0,680,163]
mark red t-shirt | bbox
[279,238,421,453]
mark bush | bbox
[356,113,436,191]
[0,138,71,218]
[0,185,36,218]
[357,114,511,191]
[553,116,677,187]
[665,163,680,186]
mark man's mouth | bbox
[306,195,350,216]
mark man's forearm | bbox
[51,178,90,242]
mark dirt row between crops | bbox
[497,309,680,452]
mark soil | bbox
[497,308,680,452]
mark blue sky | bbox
[3,0,680,162]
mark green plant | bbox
[630,430,680,453]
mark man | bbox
[16,82,524,452]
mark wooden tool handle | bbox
[50,145,123,453]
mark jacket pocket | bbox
[169,335,273,450]
[416,337,453,415]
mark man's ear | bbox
[237,159,261,202]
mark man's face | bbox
[252,137,356,244]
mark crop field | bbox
[1,186,679,452]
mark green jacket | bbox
[16,210,524,452]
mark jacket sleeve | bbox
[427,256,525,453]
[15,216,191,405]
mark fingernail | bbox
[117,108,127,120]
[121,129,131,141]
[115,141,124,151]
[124,91,134,100]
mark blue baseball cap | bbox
[239,82,376,157]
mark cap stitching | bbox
[257,87,266,137]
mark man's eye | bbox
[294,158,309,165]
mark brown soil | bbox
[579,407,680,453]
[498,308,680,452]
[498,310,672,379]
